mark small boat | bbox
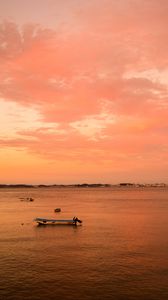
[34,217,82,226]
[54,208,61,212]
[20,197,34,202]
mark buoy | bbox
[54,208,61,212]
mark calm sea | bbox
[0,187,168,300]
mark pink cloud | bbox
[0,0,168,183]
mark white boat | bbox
[34,217,82,226]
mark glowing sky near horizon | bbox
[0,0,168,184]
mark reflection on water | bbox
[0,187,168,300]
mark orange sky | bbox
[0,0,168,184]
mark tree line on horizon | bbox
[0,183,167,188]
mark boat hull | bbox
[34,218,79,225]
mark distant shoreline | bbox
[0,183,167,188]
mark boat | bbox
[20,197,34,202]
[34,217,82,226]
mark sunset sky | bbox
[0,0,168,184]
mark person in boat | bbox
[73,216,78,226]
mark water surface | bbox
[0,187,168,300]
